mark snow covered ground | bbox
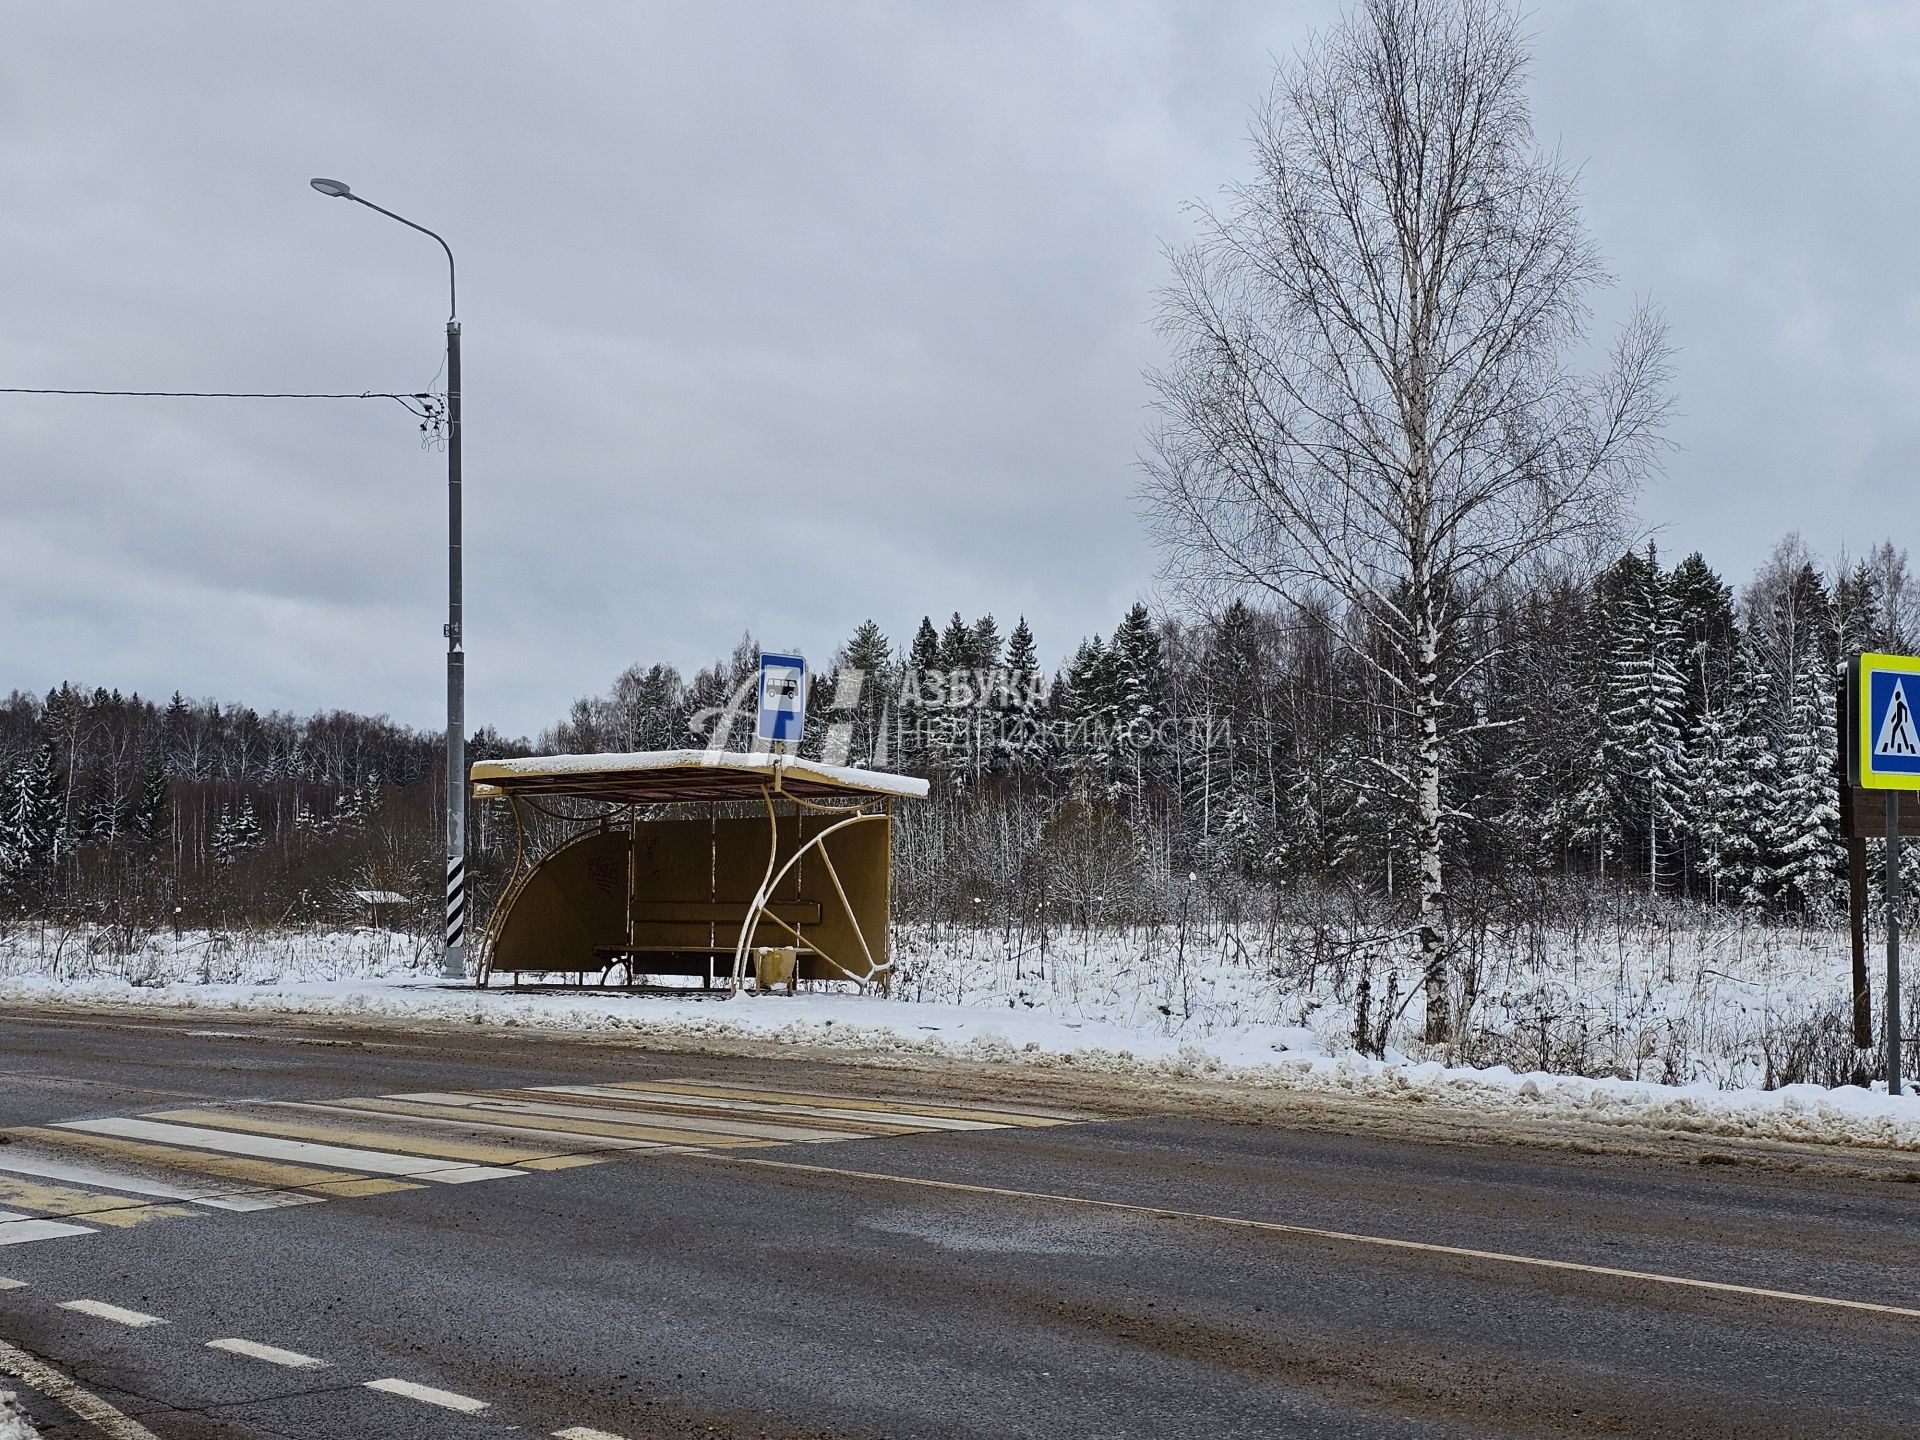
[0,1391,38,1440]
[1,915,1916,1151]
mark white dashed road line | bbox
[206,1337,327,1368]
[0,1278,25,1291]
[555,1427,629,1439]
[365,1377,491,1413]
[58,1299,166,1328]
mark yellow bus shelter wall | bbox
[489,828,628,976]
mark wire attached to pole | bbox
[0,386,429,399]
[0,386,448,444]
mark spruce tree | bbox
[937,612,976,671]
[1689,639,1775,905]
[1763,639,1841,914]
[1056,637,1121,794]
[232,796,264,855]
[213,796,265,867]
[836,620,895,768]
[1003,617,1041,704]
[998,617,1046,776]
[968,614,1002,670]
[908,616,941,672]
[1111,603,1167,820]
[1187,602,1262,853]
[132,755,170,855]
[931,612,978,772]
[1603,547,1690,890]
[842,620,893,681]
[211,803,238,866]
[8,739,62,886]
[1668,552,1735,725]
[1112,605,1166,732]
[901,617,946,772]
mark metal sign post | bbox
[1849,652,1920,1094]
[1888,792,1903,1096]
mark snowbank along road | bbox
[0,1006,1916,1439]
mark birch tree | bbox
[1142,0,1670,1038]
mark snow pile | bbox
[0,1391,39,1440]
[1,916,1915,1149]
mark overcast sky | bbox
[4,1,1916,739]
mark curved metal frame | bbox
[729,804,892,993]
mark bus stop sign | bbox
[1852,652,1920,789]
[757,651,808,743]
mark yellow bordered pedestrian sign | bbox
[1851,652,1920,789]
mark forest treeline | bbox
[0,686,524,930]
[552,533,1911,929]
[0,533,1910,935]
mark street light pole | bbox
[310,178,467,981]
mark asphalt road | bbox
[0,1006,1916,1439]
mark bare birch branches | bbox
[1142,0,1672,1038]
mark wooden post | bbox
[1850,837,1873,1047]
[1841,679,1872,1046]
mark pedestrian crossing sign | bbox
[1852,652,1920,789]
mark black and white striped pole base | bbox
[444,854,467,979]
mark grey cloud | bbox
[4,1,1912,735]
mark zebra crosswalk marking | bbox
[0,1212,95,1246]
[0,1148,317,1212]
[545,1084,1006,1133]
[4,1128,393,1200]
[0,1178,193,1230]
[297,1098,663,1156]
[600,1080,1077,1128]
[143,1107,575,1168]
[540,1084,940,1134]
[294,1176,424,1199]
[0,1078,1088,1252]
[443,1091,870,1144]
[54,1118,527,1184]
[515,1152,632,1171]
[377,1094,787,1148]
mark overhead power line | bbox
[0,385,448,443]
[0,387,429,400]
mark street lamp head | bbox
[309,177,353,198]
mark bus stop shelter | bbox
[469,750,928,992]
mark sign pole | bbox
[1840,678,1872,1046]
[1889,790,1904,1096]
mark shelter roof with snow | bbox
[469,749,930,805]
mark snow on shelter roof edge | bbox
[468,749,931,803]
